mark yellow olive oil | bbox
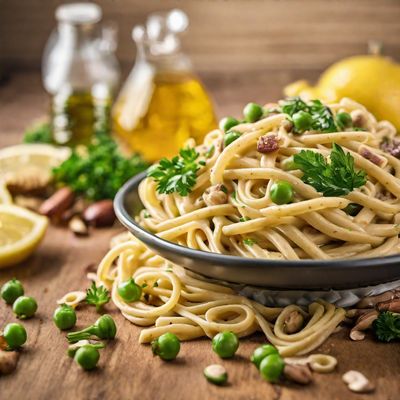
[113,72,217,162]
[51,88,112,146]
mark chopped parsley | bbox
[243,238,256,246]
[204,145,215,159]
[147,148,200,196]
[143,210,151,218]
[293,143,366,196]
[239,216,251,222]
[373,311,400,342]
[23,122,53,144]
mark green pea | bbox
[53,304,77,330]
[152,332,180,361]
[292,111,313,132]
[259,353,285,383]
[212,331,239,359]
[243,102,263,122]
[3,323,27,350]
[270,181,293,205]
[117,278,142,302]
[224,131,241,147]
[219,117,239,133]
[336,112,352,129]
[343,203,362,216]
[12,296,37,319]
[74,345,100,370]
[250,344,279,369]
[1,278,24,305]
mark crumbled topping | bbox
[257,135,279,153]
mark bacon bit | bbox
[381,138,400,158]
[359,145,387,167]
[257,135,279,154]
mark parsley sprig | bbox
[86,282,111,312]
[373,311,400,342]
[293,143,366,196]
[280,97,337,133]
[53,133,149,201]
[147,148,201,196]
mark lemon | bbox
[284,55,400,130]
[0,143,71,183]
[0,204,48,268]
[0,182,12,204]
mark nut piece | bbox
[83,200,115,227]
[0,349,20,375]
[351,110,368,129]
[283,310,304,334]
[203,184,228,206]
[342,370,375,393]
[356,290,399,309]
[283,364,313,385]
[257,134,280,153]
[69,216,89,236]
[376,298,400,313]
[39,187,75,218]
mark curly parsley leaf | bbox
[293,143,367,196]
[280,97,338,133]
[373,311,400,342]
[147,148,200,196]
[53,133,149,201]
[86,282,110,312]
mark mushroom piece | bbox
[349,310,379,341]
[203,184,228,206]
[342,370,375,393]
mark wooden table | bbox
[1,71,399,400]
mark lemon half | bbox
[0,204,48,268]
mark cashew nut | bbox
[342,370,375,393]
[350,310,378,341]
[308,354,337,373]
[57,291,86,308]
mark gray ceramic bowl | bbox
[114,172,400,290]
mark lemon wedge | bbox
[0,182,12,204]
[0,204,48,268]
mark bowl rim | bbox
[114,172,400,271]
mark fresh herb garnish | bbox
[243,238,256,246]
[293,143,367,196]
[147,148,200,196]
[204,145,215,159]
[373,311,400,342]
[143,210,151,218]
[53,133,149,201]
[239,216,251,222]
[280,97,337,133]
[86,282,110,312]
[23,122,53,144]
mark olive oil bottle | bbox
[113,10,216,161]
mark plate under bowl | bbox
[114,172,400,290]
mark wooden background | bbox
[1,0,400,75]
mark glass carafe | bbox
[42,3,120,146]
[113,9,216,162]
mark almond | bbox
[83,200,115,227]
[39,187,75,218]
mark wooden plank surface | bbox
[1,0,400,72]
[1,72,400,400]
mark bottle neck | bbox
[58,21,99,46]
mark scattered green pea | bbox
[259,353,285,383]
[1,278,24,305]
[117,278,142,302]
[152,332,181,361]
[250,344,279,369]
[336,112,352,129]
[270,181,293,205]
[292,110,313,132]
[74,345,100,370]
[212,331,239,359]
[12,296,37,319]
[219,117,239,132]
[224,131,241,147]
[3,323,27,350]
[67,314,117,343]
[53,304,77,330]
[204,364,228,385]
[243,102,263,122]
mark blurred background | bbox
[0,0,399,147]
